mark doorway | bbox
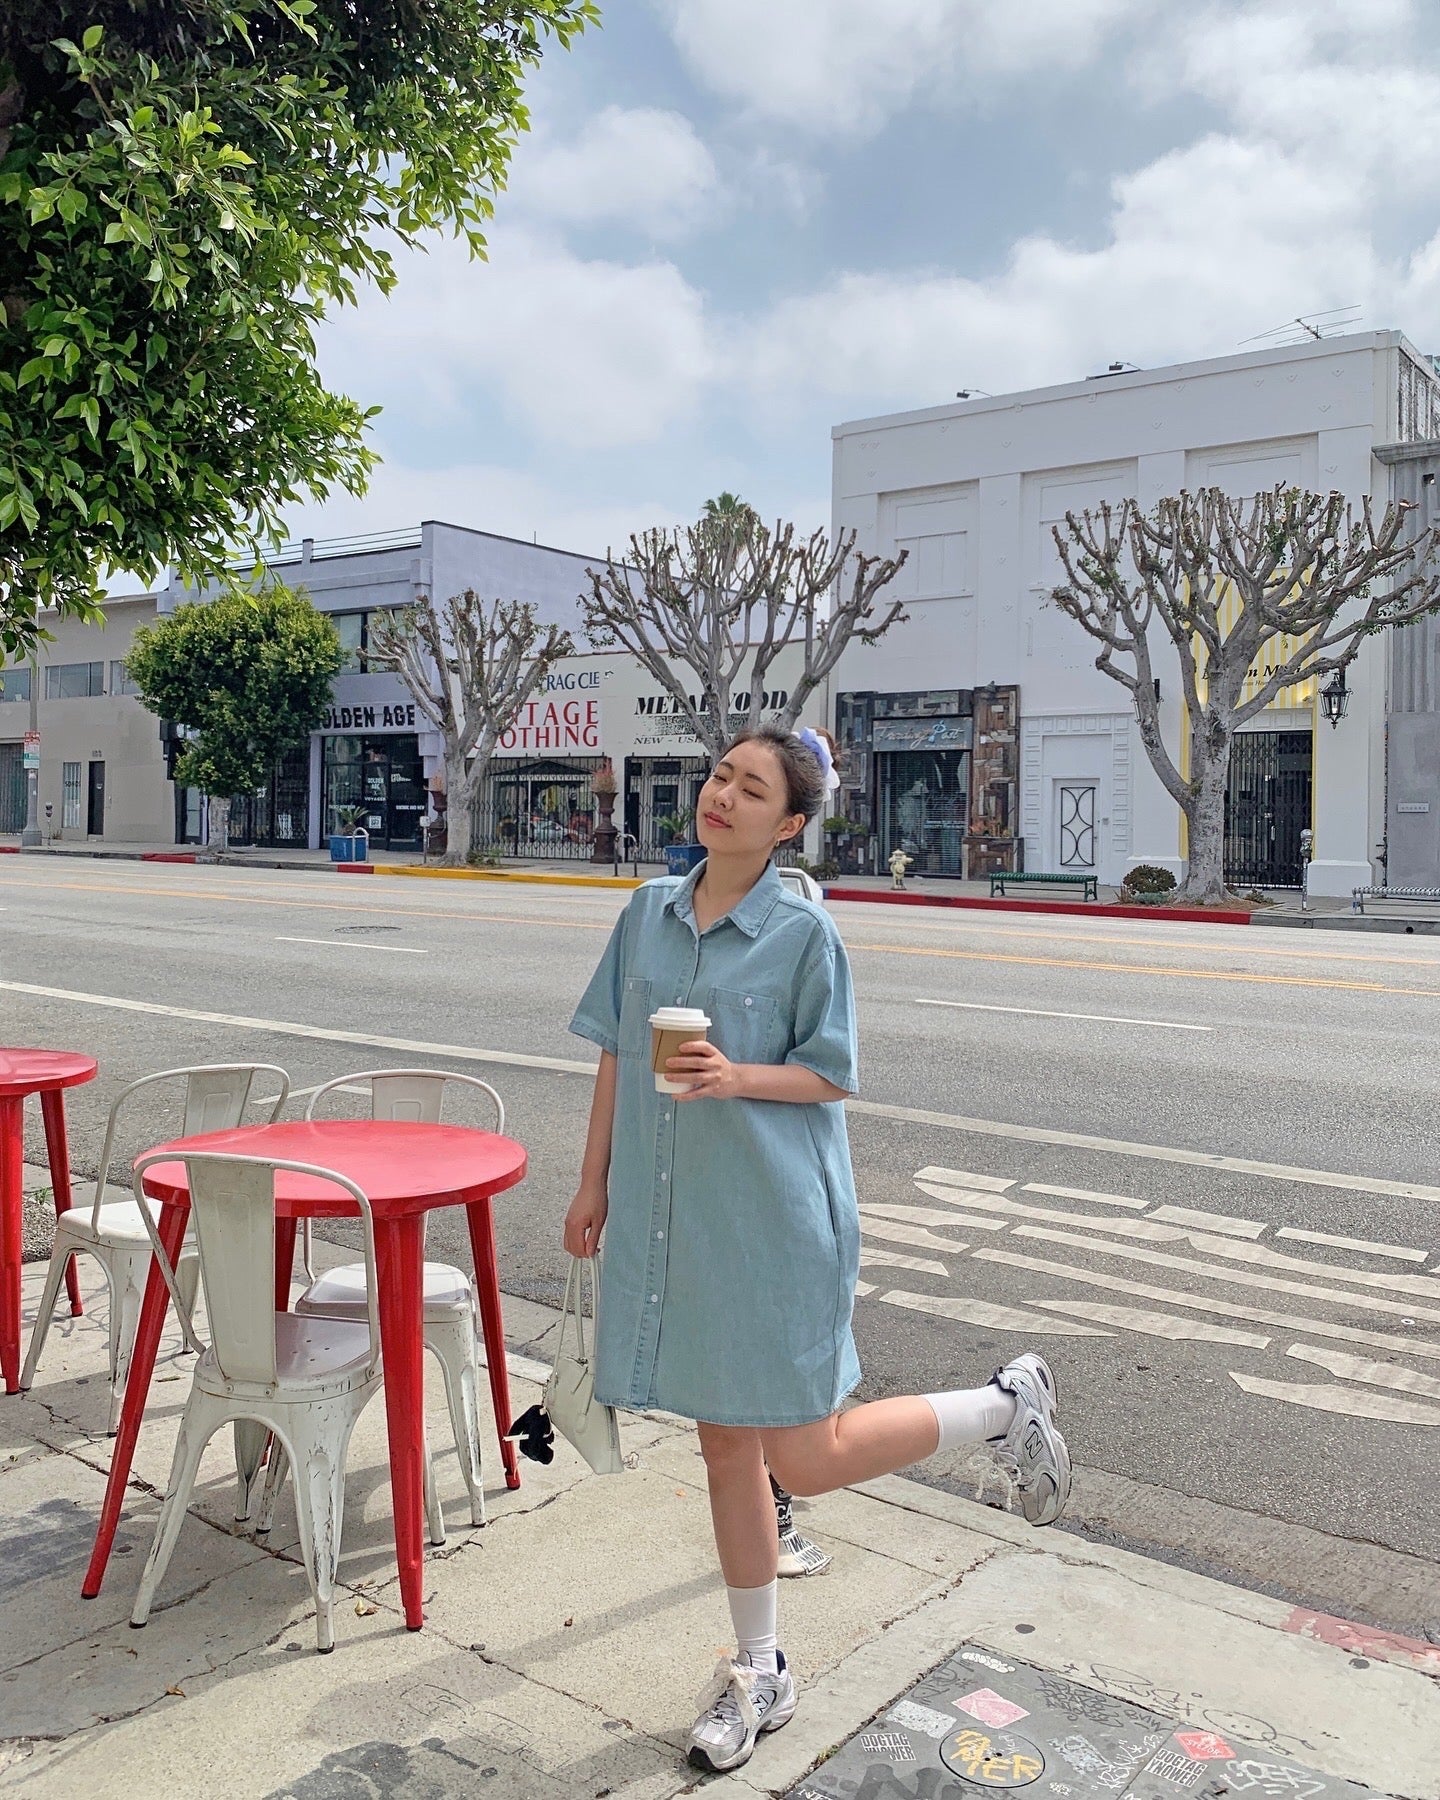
[1225,730,1312,889]
[86,760,105,836]
[1057,783,1097,870]
[878,749,969,875]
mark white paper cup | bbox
[650,1006,711,1093]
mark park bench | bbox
[1351,885,1440,914]
[989,870,1098,902]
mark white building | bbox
[828,330,1440,896]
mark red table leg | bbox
[83,1201,189,1598]
[274,1217,297,1311]
[0,1096,24,1393]
[465,1196,520,1490]
[375,1212,428,1629]
[40,1090,83,1317]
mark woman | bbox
[565,724,1071,1777]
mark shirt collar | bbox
[665,859,785,938]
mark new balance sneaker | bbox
[991,1352,1071,1527]
[772,1480,833,1577]
[687,1651,798,1773]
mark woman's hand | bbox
[668,1039,745,1102]
[563,1182,608,1258]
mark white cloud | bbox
[320,227,712,450]
[505,106,719,239]
[660,0,1154,135]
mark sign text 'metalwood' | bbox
[635,690,789,716]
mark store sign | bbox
[22,730,40,770]
[873,717,973,753]
[319,701,417,732]
[498,697,602,753]
[632,689,790,752]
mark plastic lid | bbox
[649,1006,711,1028]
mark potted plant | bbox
[590,758,619,864]
[657,808,704,875]
[328,802,370,863]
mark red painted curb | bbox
[822,887,1254,926]
[0,845,17,854]
[140,852,198,864]
[1283,1605,1440,1676]
[336,862,376,875]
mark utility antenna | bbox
[1240,306,1362,348]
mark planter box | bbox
[664,844,706,877]
[329,834,368,863]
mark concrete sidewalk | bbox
[2,1246,1436,1800]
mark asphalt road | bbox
[4,858,1438,1630]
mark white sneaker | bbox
[687,1652,798,1773]
[991,1352,1071,1527]
[774,1486,833,1576]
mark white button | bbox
[744,996,753,1007]
[660,1171,668,1181]
[662,1111,670,1122]
[649,1294,659,1304]
[656,1230,665,1240]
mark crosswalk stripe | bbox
[878,1289,1113,1337]
[1146,1205,1266,1238]
[1011,1225,1440,1326]
[1229,1371,1440,1427]
[854,1279,877,1298]
[859,1246,949,1277]
[972,1245,1440,1363]
[913,1166,1016,1193]
[1026,1297,1271,1347]
[1285,1343,1440,1400]
[1022,1183,1149,1212]
[861,1202,1007,1232]
[1182,1230,1440,1303]
[860,1218,971,1255]
[1275,1227,1429,1265]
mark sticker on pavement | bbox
[1175,1729,1237,1760]
[956,1686,1031,1728]
[939,1726,1046,1787]
[886,1697,956,1740]
[858,1731,917,1761]
[960,1650,1017,1674]
[1145,1745,1205,1786]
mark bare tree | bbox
[368,590,572,865]
[1050,486,1440,903]
[584,507,908,762]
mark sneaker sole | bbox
[686,1694,798,1773]
[1018,1415,1072,1527]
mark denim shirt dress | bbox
[569,860,863,1428]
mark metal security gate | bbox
[1057,783,1097,869]
[473,758,604,860]
[1225,730,1312,889]
[0,743,23,833]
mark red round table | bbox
[0,1049,96,1393]
[82,1118,527,1631]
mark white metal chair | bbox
[20,1063,290,1431]
[129,1151,384,1654]
[293,1070,504,1531]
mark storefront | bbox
[321,733,426,852]
[229,743,311,849]
[475,755,606,855]
[833,686,1020,877]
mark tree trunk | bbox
[1178,764,1231,904]
[440,754,479,865]
[206,793,231,860]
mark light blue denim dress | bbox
[569,861,862,1428]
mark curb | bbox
[374,863,644,890]
[822,886,1255,925]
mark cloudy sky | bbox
[285,0,1440,560]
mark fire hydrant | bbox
[889,849,914,890]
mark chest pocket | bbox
[618,976,653,1060]
[707,986,784,1065]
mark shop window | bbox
[46,661,105,699]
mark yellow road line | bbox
[848,938,1440,998]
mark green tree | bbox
[125,587,343,855]
[0,0,596,660]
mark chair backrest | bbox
[91,1064,291,1230]
[131,1151,380,1390]
[305,1068,504,1134]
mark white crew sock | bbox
[727,1579,779,1674]
[924,1382,1017,1452]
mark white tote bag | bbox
[545,1255,624,1476]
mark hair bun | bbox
[794,727,841,793]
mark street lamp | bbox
[1319,667,1350,728]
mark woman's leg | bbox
[762,1356,1067,1526]
[698,1420,776,1590]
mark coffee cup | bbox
[649,1006,711,1094]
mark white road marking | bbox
[859,1218,971,1255]
[274,935,427,955]
[1182,1230,1440,1303]
[1276,1227,1429,1265]
[0,980,594,1075]
[916,1185,1220,1247]
[914,1166,1015,1193]
[914,997,1213,1032]
[1022,1182,1149,1212]
[974,1245,1440,1364]
[1285,1343,1440,1400]
[860,1202,1007,1232]
[852,1100,1440,1206]
[859,1246,950,1277]
[854,1278,877,1298]
[1229,1371,1440,1427]
[1012,1225,1440,1326]
[879,1289,1113,1336]
[1146,1204,1265,1238]
[1026,1296,1271,1348]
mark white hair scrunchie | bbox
[794,727,841,794]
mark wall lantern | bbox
[1320,666,1350,728]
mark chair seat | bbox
[296,1260,474,1323]
[196,1311,378,1401]
[55,1200,196,1250]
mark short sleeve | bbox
[785,937,859,1095]
[570,910,627,1055]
